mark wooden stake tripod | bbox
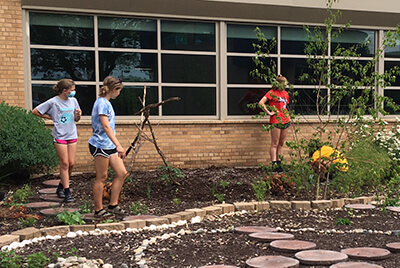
[125,96,181,185]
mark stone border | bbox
[0,195,380,248]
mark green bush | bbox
[0,102,58,181]
[333,140,391,195]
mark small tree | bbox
[0,102,58,182]
[252,0,400,199]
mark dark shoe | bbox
[64,193,75,203]
[94,209,115,219]
[56,184,65,198]
[107,205,127,216]
[274,166,284,174]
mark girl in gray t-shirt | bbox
[32,79,81,203]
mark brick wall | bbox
[0,0,24,107]
[71,120,331,172]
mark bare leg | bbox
[67,142,77,178]
[108,155,127,206]
[93,156,109,212]
[270,128,280,162]
[54,143,69,189]
[276,127,289,160]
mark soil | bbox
[1,166,400,267]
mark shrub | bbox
[332,140,391,195]
[0,102,58,181]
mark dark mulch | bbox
[1,166,400,267]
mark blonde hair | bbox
[272,74,288,91]
[99,76,123,97]
[53,79,75,94]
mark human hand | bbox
[116,145,126,159]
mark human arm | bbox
[258,96,275,116]
[99,115,126,159]
[32,108,52,120]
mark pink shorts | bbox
[54,139,77,144]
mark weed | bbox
[146,183,151,199]
[158,162,184,186]
[101,219,114,224]
[130,202,148,215]
[18,216,37,228]
[56,210,85,225]
[173,197,182,206]
[383,197,400,207]
[336,218,351,225]
[0,250,23,268]
[26,252,50,267]
[252,179,270,202]
[13,184,34,204]
[215,193,225,203]
[78,200,92,214]
[220,181,230,188]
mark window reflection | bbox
[228,56,276,84]
[30,12,94,46]
[32,84,95,116]
[291,88,326,115]
[384,34,400,58]
[331,29,375,57]
[228,88,266,115]
[281,27,325,55]
[385,61,400,86]
[227,24,277,53]
[31,49,95,81]
[162,87,216,115]
[161,20,215,51]
[99,52,157,82]
[281,58,324,85]
[110,86,158,116]
[162,54,216,83]
[385,90,400,114]
[98,17,156,49]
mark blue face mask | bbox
[67,91,76,98]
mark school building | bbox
[1,0,400,171]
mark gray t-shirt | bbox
[36,96,80,140]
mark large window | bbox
[29,13,216,117]
[28,12,400,118]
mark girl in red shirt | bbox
[258,74,290,173]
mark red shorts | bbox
[54,139,77,144]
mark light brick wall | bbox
[0,0,24,107]
[71,120,337,172]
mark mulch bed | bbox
[1,166,400,267]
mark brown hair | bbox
[272,74,288,91]
[53,79,75,94]
[99,76,124,97]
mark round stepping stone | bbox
[341,247,391,261]
[246,255,299,268]
[122,215,158,221]
[270,239,317,253]
[330,262,383,268]
[386,242,400,253]
[38,188,57,194]
[40,194,63,202]
[42,179,61,187]
[386,206,400,212]
[83,213,96,220]
[295,250,348,266]
[344,204,375,209]
[25,201,60,208]
[235,226,277,234]
[39,188,73,194]
[200,265,239,268]
[249,232,294,242]
[40,207,79,215]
